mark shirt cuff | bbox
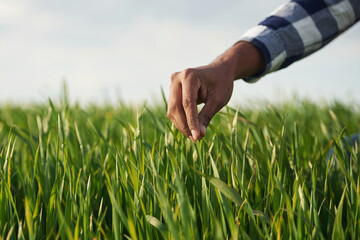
[237,25,287,83]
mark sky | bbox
[0,0,359,106]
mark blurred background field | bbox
[0,94,359,239]
[1,0,360,238]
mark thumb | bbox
[198,97,223,138]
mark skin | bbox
[167,41,266,143]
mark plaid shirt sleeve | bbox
[239,0,360,82]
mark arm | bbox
[168,0,359,142]
[240,0,360,82]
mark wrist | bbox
[216,41,266,80]
[210,51,238,82]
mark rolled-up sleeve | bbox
[239,0,360,83]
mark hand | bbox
[167,41,266,142]
[167,62,234,143]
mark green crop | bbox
[0,95,359,239]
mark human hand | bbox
[167,61,235,143]
[167,41,265,142]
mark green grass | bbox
[0,97,359,239]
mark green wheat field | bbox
[0,93,359,239]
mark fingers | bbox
[167,77,194,141]
[168,111,196,143]
[167,69,202,142]
[200,125,206,138]
[181,69,201,140]
[168,61,235,142]
[198,96,224,138]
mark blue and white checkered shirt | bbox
[239,0,360,82]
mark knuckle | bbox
[182,97,193,109]
[170,72,179,83]
[179,125,191,136]
[183,68,193,75]
[182,68,202,89]
[167,104,177,116]
[182,68,196,81]
[187,117,197,127]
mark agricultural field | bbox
[0,95,359,239]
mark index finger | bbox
[181,69,201,140]
[167,73,192,138]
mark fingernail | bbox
[191,130,199,140]
[201,125,207,136]
[189,135,196,143]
